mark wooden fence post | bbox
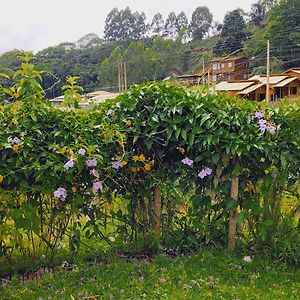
[153,184,162,237]
[228,156,240,251]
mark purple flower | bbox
[181,157,194,166]
[13,137,21,144]
[86,158,97,168]
[198,167,213,179]
[138,276,144,282]
[90,168,99,178]
[205,167,213,175]
[106,109,114,116]
[258,119,268,134]
[78,148,86,155]
[183,284,189,289]
[267,124,277,134]
[112,161,123,170]
[8,136,21,144]
[92,181,103,192]
[64,158,75,170]
[254,112,264,120]
[53,187,67,201]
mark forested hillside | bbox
[0,0,299,98]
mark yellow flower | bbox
[12,144,20,152]
[13,92,20,99]
[72,186,77,193]
[150,159,155,166]
[131,167,138,173]
[144,163,151,172]
[138,154,145,162]
[122,160,128,166]
[133,155,139,162]
[125,120,132,126]
[0,175,4,183]
[245,182,255,192]
[103,202,110,212]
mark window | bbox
[243,74,248,79]
[290,86,297,95]
[221,63,225,68]
[228,62,233,68]
[212,75,217,82]
[217,64,221,70]
[213,64,217,70]
[228,74,232,80]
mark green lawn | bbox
[1,251,299,300]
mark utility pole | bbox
[124,61,127,91]
[118,60,127,93]
[202,57,205,85]
[266,39,270,103]
[118,60,121,93]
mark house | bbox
[49,90,119,107]
[215,74,300,101]
[209,56,250,83]
[282,68,300,80]
[215,80,258,98]
[243,75,300,101]
[175,74,201,86]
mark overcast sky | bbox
[0,0,255,54]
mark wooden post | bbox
[266,39,270,103]
[118,60,121,93]
[228,156,240,251]
[124,61,127,91]
[153,185,162,236]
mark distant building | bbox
[282,68,300,80]
[176,56,250,86]
[49,90,119,107]
[215,73,300,101]
[209,56,250,83]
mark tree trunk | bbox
[228,156,240,251]
[153,185,162,237]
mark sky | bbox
[0,0,255,54]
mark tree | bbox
[190,6,213,41]
[132,11,147,40]
[249,0,277,28]
[98,47,122,91]
[118,7,136,40]
[176,12,188,33]
[150,13,164,36]
[213,9,247,55]
[164,12,178,39]
[268,0,300,69]
[104,8,120,41]
[104,7,137,41]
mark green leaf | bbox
[226,199,238,211]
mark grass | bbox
[1,250,299,300]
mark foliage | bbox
[213,9,247,55]
[97,37,190,90]
[267,0,300,69]
[104,7,147,42]
[150,13,165,37]
[190,6,213,41]
[248,0,277,28]
[0,53,299,270]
